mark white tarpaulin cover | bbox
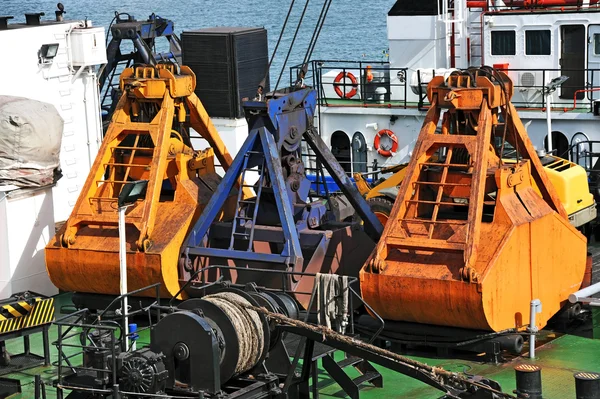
[0,96,63,188]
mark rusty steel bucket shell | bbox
[360,179,587,332]
[46,177,211,298]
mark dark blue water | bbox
[4,0,394,83]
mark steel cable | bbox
[263,0,297,88]
[274,0,312,92]
[302,0,333,67]
[232,299,518,399]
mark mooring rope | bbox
[227,299,517,399]
[203,292,264,375]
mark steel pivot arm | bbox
[267,88,383,241]
[304,128,383,241]
[504,102,568,219]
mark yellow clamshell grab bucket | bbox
[360,70,587,332]
[45,64,244,298]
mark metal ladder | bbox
[87,134,150,220]
[101,58,132,112]
[392,143,474,253]
[229,151,266,251]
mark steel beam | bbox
[304,128,383,241]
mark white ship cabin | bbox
[307,0,600,187]
[0,12,107,297]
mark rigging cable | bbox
[302,0,333,67]
[262,0,298,88]
[274,0,312,92]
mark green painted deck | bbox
[4,294,599,398]
[313,334,600,399]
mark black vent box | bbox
[182,27,269,118]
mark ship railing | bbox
[570,140,600,175]
[300,143,385,195]
[497,67,600,112]
[467,1,599,12]
[295,61,600,114]
[290,60,409,109]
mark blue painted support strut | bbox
[184,129,259,249]
[259,127,304,267]
[186,247,290,264]
[183,124,304,272]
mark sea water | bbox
[4,0,395,84]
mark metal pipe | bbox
[529,299,541,359]
[118,206,129,351]
[468,0,600,6]
[545,93,553,154]
[90,70,104,156]
[35,375,41,399]
[570,281,600,303]
[563,88,600,112]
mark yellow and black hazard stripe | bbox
[0,297,55,334]
[0,299,35,320]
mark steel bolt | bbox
[173,342,190,360]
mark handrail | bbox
[564,88,600,112]
[569,281,600,305]
[296,61,600,113]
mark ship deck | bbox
[4,321,599,398]
[4,243,600,398]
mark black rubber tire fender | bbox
[366,196,395,226]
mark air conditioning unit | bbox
[518,71,543,90]
[514,71,543,106]
[70,27,107,67]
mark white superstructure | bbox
[313,0,600,180]
[0,14,106,297]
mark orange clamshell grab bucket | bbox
[45,65,240,298]
[360,71,587,332]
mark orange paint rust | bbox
[362,71,586,331]
[45,64,237,298]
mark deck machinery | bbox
[53,283,515,399]
[45,66,382,305]
[182,88,383,306]
[361,69,587,332]
[101,13,182,115]
[45,64,241,298]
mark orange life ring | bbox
[333,72,358,99]
[374,129,398,157]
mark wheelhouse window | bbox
[491,31,516,55]
[525,30,551,55]
[594,34,600,55]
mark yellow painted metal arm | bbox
[353,173,372,196]
[186,93,253,198]
[505,103,568,219]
